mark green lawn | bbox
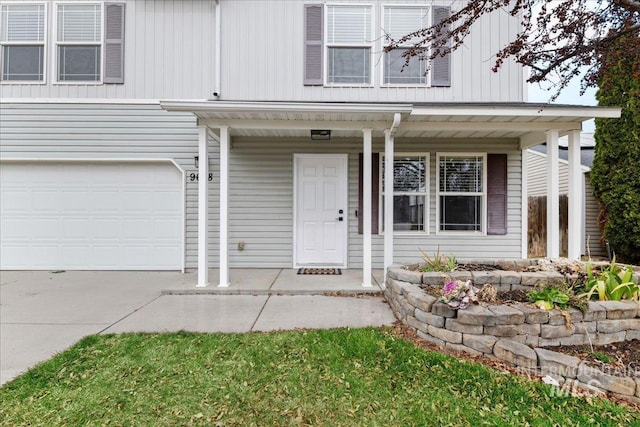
[1,328,637,426]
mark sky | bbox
[527,75,598,132]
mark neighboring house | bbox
[527,133,606,258]
[0,0,619,287]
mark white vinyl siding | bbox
[0,3,46,82]
[1,0,216,99]
[221,0,523,103]
[382,6,429,85]
[325,4,372,85]
[56,3,102,82]
[1,106,523,268]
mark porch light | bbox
[310,130,331,140]
[194,156,199,168]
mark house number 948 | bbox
[189,173,213,182]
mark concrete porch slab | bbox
[269,268,384,292]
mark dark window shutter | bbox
[304,4,323,85]
[431,6,451,87]
[358,153,379,234]
[487,154,507,235]
[104,3,125,84]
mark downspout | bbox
[213,0,221,98]
[389,112,401,135]
[383,112,402,282]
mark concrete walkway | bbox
[0,270,395,385]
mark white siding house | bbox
[0,0,620,287]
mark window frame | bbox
[324,3,374,87]
[380,4,430,88]
[436,152,487,236]
[0,1,47,84]
[53,1,103,85]
[379,152,430,235]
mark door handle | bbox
[335,217,343,221]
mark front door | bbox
[294,154,348,267]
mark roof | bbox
[160,100,619,146]
[530,132,595,168]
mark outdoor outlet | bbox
[237,241,245,251]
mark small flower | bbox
[443,280,457,295]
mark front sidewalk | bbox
[0,270,393,385]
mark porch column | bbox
[546,129,560,258]
[362,129,373,287]
[567,130,583,260]
[383,129,394,279]
[219,126,230,287]
[197,125,209,287]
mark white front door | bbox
[294,154,348,267]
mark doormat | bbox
[297,268,342,275]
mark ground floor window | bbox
[437,153,486,233]
[381,154,429,232]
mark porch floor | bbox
[163,269,385,295]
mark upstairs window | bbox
[56,3,102,82]
[326,5,372,85]
[0,3,45,82]
[437,154,486,233]
[382,6,429,85]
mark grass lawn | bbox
[1,328,638,426]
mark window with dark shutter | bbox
[304,4,323,85]
[431,6,451,87]
[358,153,379,234]
[487,154,508,235]
[104,2,125,84]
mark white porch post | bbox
[197,125,209,287]
[567,130,583,260]
[383,129,394,279]
[521,150,529,259]
[546,129,560,258]
[362,129,373,287]
[218,126,230,287]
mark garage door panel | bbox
[1,162,182,270]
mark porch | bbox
[163,268,386,295]
[160,101,621,288]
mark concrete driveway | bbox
[0,270,395,385]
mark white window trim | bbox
[379,152,430,235]
[436,152,487,236]
[0,1,48,85]
[380,4,430,88]
[52,1,103,85]
[324,3,375,87]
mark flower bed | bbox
[385,263,640,404]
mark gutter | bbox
[213,0,221,98]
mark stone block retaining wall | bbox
[385,268,640,402]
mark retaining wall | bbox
[385,268,640,402]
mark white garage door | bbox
[1,161,183,270]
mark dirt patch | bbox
[543,339,640,375]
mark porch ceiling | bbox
[159,101,620,148]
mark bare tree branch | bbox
[384,0,640,101]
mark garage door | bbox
[0,161,183,270]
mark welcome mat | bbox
[297,268,342,275]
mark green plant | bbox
[420,247,457,272]
[590,32,640,264]
[579,259,639,302]
[592,351,611,364]
[528,287,570,310]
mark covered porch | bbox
[160,101,620,288]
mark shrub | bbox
[579,259,639,302]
